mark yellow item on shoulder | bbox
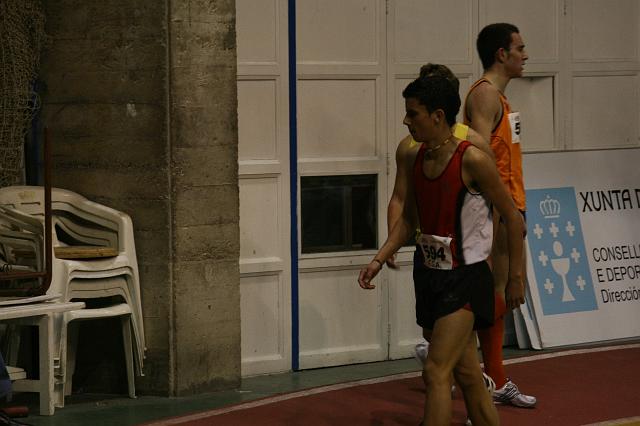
[453,122,469,139]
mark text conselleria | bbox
[591,242,640,304]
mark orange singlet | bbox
[464,78,526,211]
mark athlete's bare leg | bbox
[454,332,500,426]
[420,309,498,426]
[421,328,456,392]
[482,217,536,409]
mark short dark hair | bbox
[419,63,460,93]
[402,76,461,127]
[477,23,520,70]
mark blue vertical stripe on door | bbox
[288,0,300,371]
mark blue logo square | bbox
[526,187,598,315]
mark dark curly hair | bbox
[419,63,460,93]
[402,76,461,127]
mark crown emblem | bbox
[540,195,560,219]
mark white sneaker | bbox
[493,379,537,407]
[414,340,429,365]
[482,372,496,394]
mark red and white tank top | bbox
[413,141,493,269]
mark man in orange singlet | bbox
[464,23,536,408]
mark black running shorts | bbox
[413,247,494,331]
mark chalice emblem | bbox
[550,240,575,302]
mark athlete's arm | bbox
[462,147,525,309]
[386,136,416,268]
[465,82,501,145]
[360,147,418,289]
[466,83,505,238]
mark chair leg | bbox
[129,315,145,376]
[120,316,136,398]
[63,322,80,397]
[3,325,21,367]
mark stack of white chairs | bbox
[0,186,145,406]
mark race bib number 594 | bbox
[418,234,453,270]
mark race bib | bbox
[508,111,521,144]
[418,234,453,270]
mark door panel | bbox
[237,0,291,376]
[298,80,378,158]
[387,250,423,359]
[298,267,387,368]
[296,0,389,368]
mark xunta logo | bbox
[526,187,598,315]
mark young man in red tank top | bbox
[386,64,497,397]
[464,23,536,408]
[359,76,525,426]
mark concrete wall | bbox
[40,0,240,396]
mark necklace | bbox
[424,134,452,155]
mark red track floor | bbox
[144,345,640,426]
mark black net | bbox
[0,0,45,187]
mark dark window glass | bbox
[301,174,377,253]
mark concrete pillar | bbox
[169,0,240,395]
[39,0,240,395]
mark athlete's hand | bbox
[385,253,399,269]
[505,279,525,310]
[358,260,382,290]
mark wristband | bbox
[372,258,384,268]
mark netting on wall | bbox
[0,0,45,187]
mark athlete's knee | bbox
[423,357,451,387]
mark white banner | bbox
[522,148,640,348]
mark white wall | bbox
[236,0,640,376]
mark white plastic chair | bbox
[0,187,145,405]
[0,186,145,356]
[57,303,136,405]
[0,186,145,371]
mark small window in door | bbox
[301,174,377,253]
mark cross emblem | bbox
[533,223,544,239]
[570,248,581,263]
[538,251,549,266]
[576,275,586,290]
[544,278,555,294]
[565,221,576,237]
